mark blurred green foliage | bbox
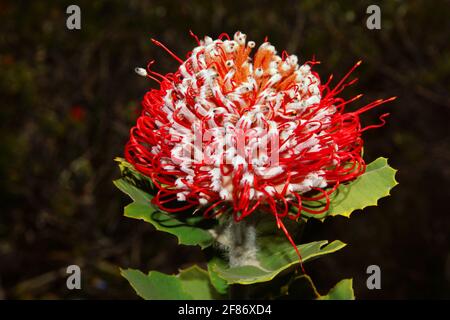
[0,0,449,299]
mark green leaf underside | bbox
[318,278,355,300]
[302,157,398,219]
[121,265,221,300]
[114,178,214,249]
[211,239,346,285]
[207,258,229,295]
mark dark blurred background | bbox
[0,0,449,299]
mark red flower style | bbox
[125,31,394,260]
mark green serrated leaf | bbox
[114,178,214,249]
[318,278,355,300]
[211,239,346,285]
[121,265,221,300]
[301,157,398,219]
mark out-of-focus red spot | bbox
[70,105,87,122]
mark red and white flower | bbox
[126,31,394,250]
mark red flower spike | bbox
[125,32,395,271]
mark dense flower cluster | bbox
[125,32,393,241]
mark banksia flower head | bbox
[126,31,394,258]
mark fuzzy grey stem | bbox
[227,219,258,268]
